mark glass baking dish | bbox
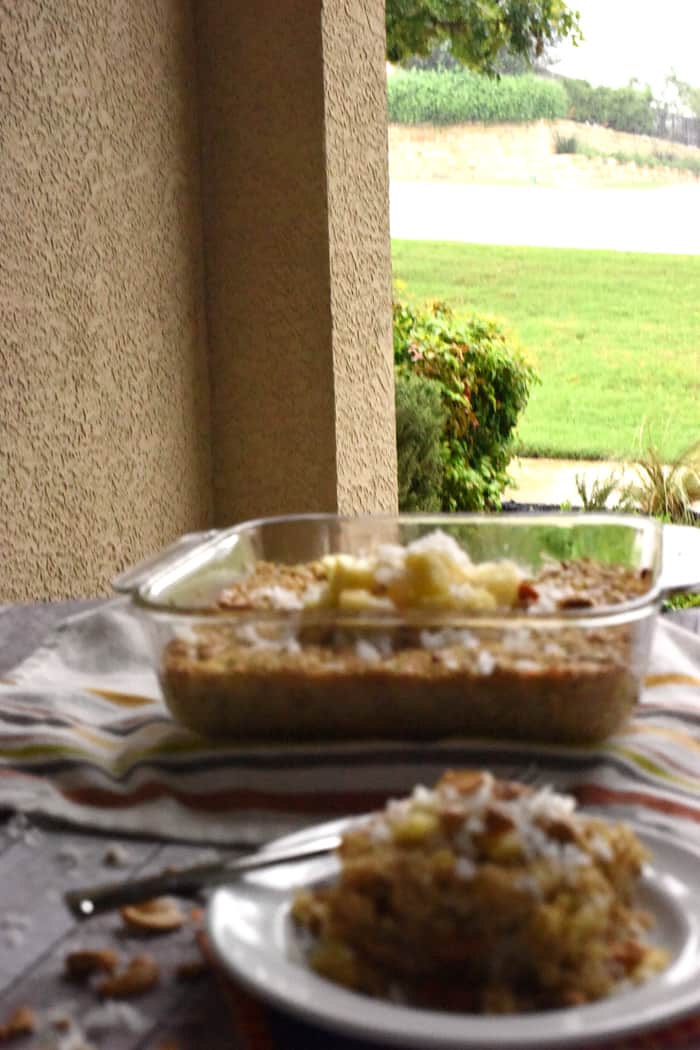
[115,512,670,744]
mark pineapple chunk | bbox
[451,583,498,611]
[311,938,361,987]
[405,547,455,600]
[337,588,394,613]
[478,829,523,863]
[470,562,522,606]
[305,531,524,614]
[392,810,439,845]
[322,554,376,598]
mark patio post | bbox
[195,0,398,522]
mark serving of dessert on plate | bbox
[206,759,700,1047]
[130,515,661,742]
[291,769,669,1014]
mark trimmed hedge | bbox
[388,69,568,124]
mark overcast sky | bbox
[549,0,700,94]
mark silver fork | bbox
[64,829,343,921]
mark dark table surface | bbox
[0,601,255,1050]
[0,600,698,1049]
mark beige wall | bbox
[1,0,397,600]
[196,0,397,523]
[1,1,212,600]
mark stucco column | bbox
[0,1,212,600]
[195,0,398,522]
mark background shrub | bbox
[387,70,568,124]
[395,371,446,511]
[560,78,656,135]
[554,132,578,154]
[386,69,660,137]
[394,301,537,510]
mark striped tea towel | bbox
[0,600,699,847]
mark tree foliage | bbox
[385,0,581,76]
[665,73,700,119]
[562,77,656,135]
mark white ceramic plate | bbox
[206,817,700,1049]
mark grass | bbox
[391,240,700,461]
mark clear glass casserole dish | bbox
[115,512,672,744]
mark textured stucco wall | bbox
[323,2,398,513]
[0,1,212,600]
[196,0,397,523]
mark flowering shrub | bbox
[394,301,537,510]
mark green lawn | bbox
[391,240,700,461]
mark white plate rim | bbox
[206,815,700,1049]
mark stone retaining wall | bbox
[389,120,700,187]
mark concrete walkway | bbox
[390,180,700,254]
[506,457,700,512]
[504,457,637,507]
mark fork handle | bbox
[64,832,341,920]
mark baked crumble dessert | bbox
[160,529,652,741]
[291,770,668,1013]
